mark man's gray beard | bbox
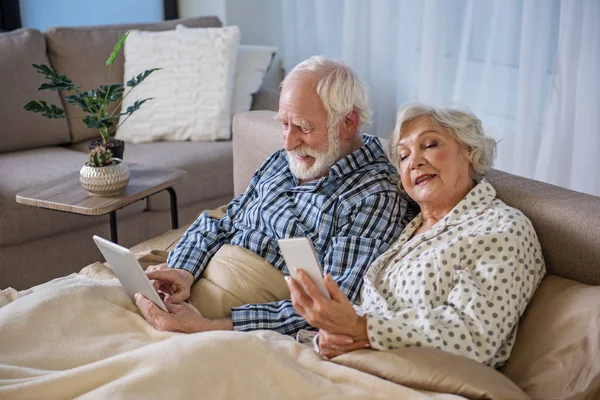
[288,126,347,181]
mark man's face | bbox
[276,75,346,182]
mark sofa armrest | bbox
[250,87,280,112]
[232,111,283,196]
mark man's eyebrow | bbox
[291,117,314,129]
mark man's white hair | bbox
[387,103,497,182]
[282,56,372,133]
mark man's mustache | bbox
[288,147,323,158]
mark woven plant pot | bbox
[79,159,130,196]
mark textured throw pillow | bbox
[176,25,276,118]
[116,26,240,143]
[501,275,600,400]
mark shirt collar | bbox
[286,135,387,190]
[395,178,496,245]
[444,178,496,226]
[329,135,385,179]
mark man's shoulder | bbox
[254,149,288,176]
[333,167,404,210]
[353,136,396,174]
[338,137,399,193]
[263,148,288,166]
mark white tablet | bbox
[278,237,330,300]
[93,235,168,312]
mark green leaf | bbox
[23,100,65,119]
[97,84,124,102]
[126,68,162,87]
[106,31,129,66]
[32,64,54,76]
[32,63,78,91]
[65,94,91,112]
[124,97,154,115]
[82,115,115,130]
[79,90,104,113]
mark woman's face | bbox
[397,116,473,211]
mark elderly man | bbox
[135,56,413,336]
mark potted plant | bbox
[23,32,160,195]
[79,145,131,196]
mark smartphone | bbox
[278,237,330,299]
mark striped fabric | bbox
[168,135,414,336]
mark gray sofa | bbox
[0,16,279,290]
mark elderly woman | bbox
[285,103,546,368]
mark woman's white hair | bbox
[387,103,497,182]
[282,56,372,132]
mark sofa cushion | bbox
[0,28,70,153]
[486,168,600,285]
[70,141,234,211]
[0,148,145,246]
[232,111,283,195]
[501,275,600,399]
[45,16,222,144]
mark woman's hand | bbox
[318,329,371,359]
[285,269,368,341]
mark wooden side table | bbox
[16,163,187,244]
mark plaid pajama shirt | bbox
[167,135,414,336]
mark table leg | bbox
[166,187,179,229]
[109,211,118,243]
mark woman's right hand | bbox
[146,263,195,303]
[318,329,371,359]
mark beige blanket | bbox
[0,219,527,400]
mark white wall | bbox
[179,0,284,90]
[178,0,227,24]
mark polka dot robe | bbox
[355,179,546,368]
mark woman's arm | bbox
[287,215,545,365]
[360,222,545,366]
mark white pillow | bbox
[116,26,240,143]
[176,25,276,118]
[231,44,277,116]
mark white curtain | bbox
[281,0,600,196]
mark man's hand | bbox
[134,293,233,333]
[146,263,194,303]
[285,270,369,341]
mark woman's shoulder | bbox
[489,197,532,223]
[472,196,538,242]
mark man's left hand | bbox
[134,293,233,333]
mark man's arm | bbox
[167,151,282,281]
[230,191,408,336]
[167,207,237,281]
